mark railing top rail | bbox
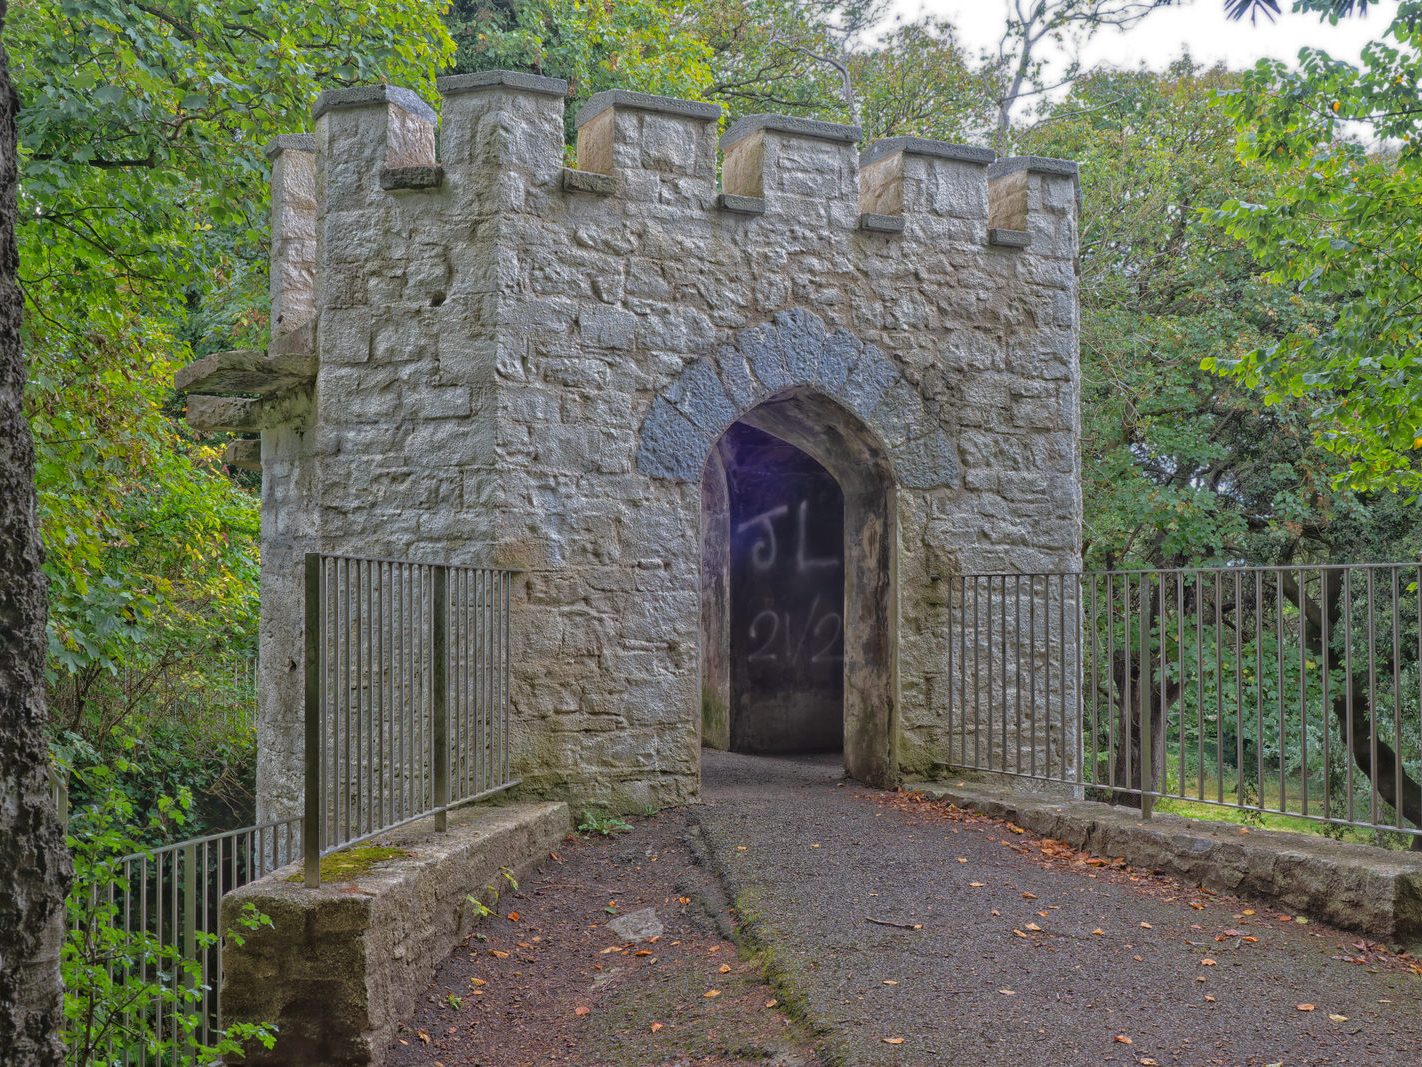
[118,815,304,865]
[306,550,522,575]
[955,561,1422,580]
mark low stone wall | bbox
[910,779,1422,945]
[220,801,569,1066]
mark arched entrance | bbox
[699,388,897,785]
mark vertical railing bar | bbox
[958,575,966,768]
[1058,572,1067,784]
[303,554,322,888]
[1028,576,1037,778]
[1106,573,1116,794]
[1368,567,1380,826]
[1345,568,1355,825]
[1392,566,1403,827]
[503,570,511,786]
[1140,574,1153,820]
[1196,571,1205,802]
[1276,569,1286,814]
[947,573,955,764]
[434,566,449,832]
[1177,571,1186,798]
[1299,567,1309,818]
[1089,574,1099,786]
[1322,570,1332,824]
[999,575,1008,775]
[1254,569,1265,815]
[1014,575,1023,775]
[973,577,981,769]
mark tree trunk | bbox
[0,2,71,1061]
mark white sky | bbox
[892,0,1386,71]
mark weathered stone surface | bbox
[231,75,1081,819]
[220,801,569,1066]
[174,347,316,397]
[989,227,1031,248]
[910,778,1422,944]
[857,211,904,233]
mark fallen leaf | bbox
[469,977,487,987]
[1295,917,1310,925]
[1091,928,1105,936]
[574,1006,590,1017]
[1025,923,1043,932]
[1114,1034,1133,1045]
[1201,959,1217,967]
[970,882,986,888]
[489,949,509,959]
[1329,1014,1348,1023]
[634,949,653,957]
[418,1031,430,1045]
[650,1021,664,1033]
[704,989,721,999]
[1140,1059,1159,1066]
[811,843,821,849]
[882,1037,905,1045]
[998,989,1016,995]
[1139,922,1153,930]
[719,963,732,974]
[1204,995,1216,1002]
[883,979,898,986]
[1242,909,1256,916]
[1012,929,1028,939]
[507,911,519,922]
[677,896,691,905]
[736,845,748,852]
[1022,891,1038,899]
[1008,823,1026,834]
[1296,1003,1315,1012]
[957,857,968,863]
[765,999,778,1008]
[600,946,622,955]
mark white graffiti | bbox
[736,499,841,574]
[747,595,843,664]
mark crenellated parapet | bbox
[176,72,1082,823]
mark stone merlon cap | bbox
[312,84,437,124]
[861,136,994,168]
[575,90,721,128]
[988,155,1078,179]
[438,69,568,98]
[721,113,861,150]
[264,133,316,160]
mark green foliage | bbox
[1211,2,1422,494]
[578,809,633,835]
[61,760,276,1065]
[11,0,455,816]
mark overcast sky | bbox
[891,0,1386,71]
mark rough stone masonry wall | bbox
[250,72,1081,819]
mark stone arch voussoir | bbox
[636,309,959,490]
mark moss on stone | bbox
[286,845,410,884]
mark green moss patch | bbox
[286,845,410,884]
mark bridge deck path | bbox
[695,750,1422,1067]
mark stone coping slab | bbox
[720,113,861,149]
[988,154,1079,179]
[438,69,568,98]
[575,89,721,128]
[265,133,315,160]
[861,135,994,168]
[312,85,436,124]
[907,777,1422,945]
[220,800,569,1066]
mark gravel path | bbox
[695,750,1422,1067]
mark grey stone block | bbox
[988,227,1031,248]
[636,396,713,481]
[988,155,1079,179]
[666,357,738,436]
[858,212,905,234]
[265,133,316,160]
[379,165,444,190]
[562,167,617,195]
[717,193,765,215]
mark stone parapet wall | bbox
[220,801,569,1066]
[237,73,1081,818]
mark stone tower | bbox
[179,73,1082,822]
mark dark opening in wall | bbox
[720,421,844,754]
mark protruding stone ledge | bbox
[186,395,260,433]
[721,113,861,150]
[220,802,570,1067]
[562,167,617,195]
[175,348,316,397]
[311,84,437,124]
[909,778,1422,944]
[438,69,568,98]
[717,192,765,216]
[264,133,315,160]
[858,212,905,234]
[988,227,1031,248]
[223,438,262,472]
[574,89,721,128]
[860,136,994,168]
[379,164,444,191]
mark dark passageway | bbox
[717,422,844,754]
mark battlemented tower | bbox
[179,72,1082,821]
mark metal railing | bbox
[948,564,1422,841]
[302,553,520,886]
[61,791,301,1066]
